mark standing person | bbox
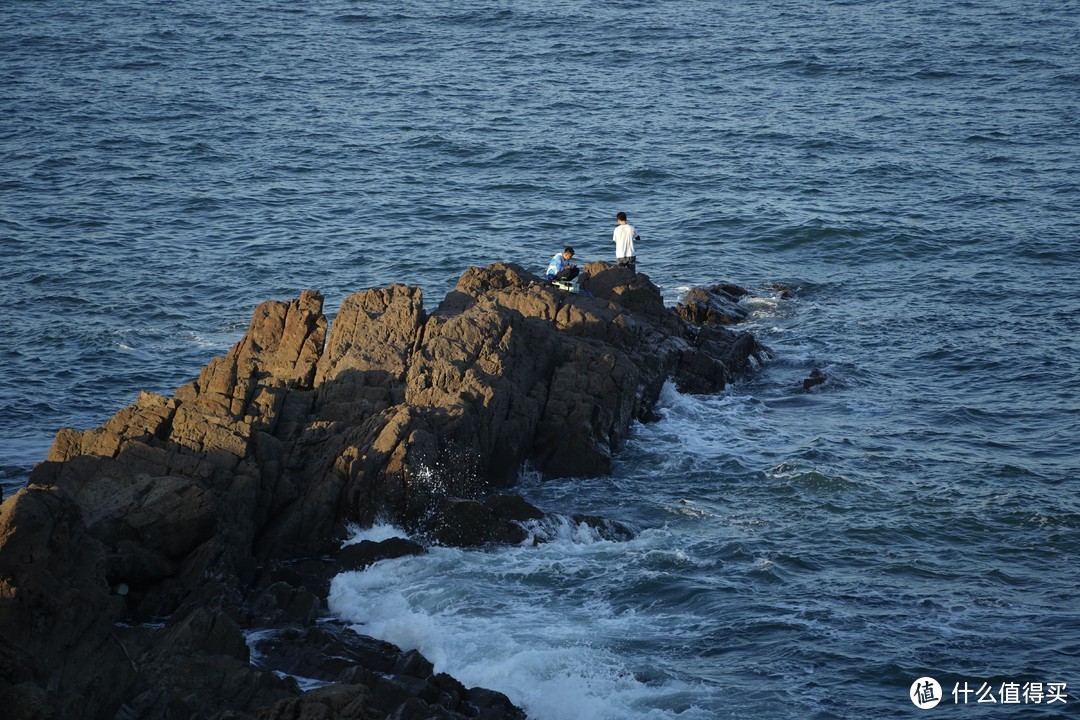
[613,211,640,273]
[545,246,579,281]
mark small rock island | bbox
[0,262,768,719]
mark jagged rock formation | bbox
[0,262,768,719]
[673,282,751,326]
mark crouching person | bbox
[546,246,579,282]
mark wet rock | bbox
[715,283,751,298]
[336,536,426,572]
[395,649,435,679]
[251,624,396,681]
[424,493,551,547]
[469,687,528,720]
[251,581,321,626]
[571,514,637,542]
[676,324,770,394]
[802,368,826,391]
[771,282,795,299]
[675,283,751,326]
[483,493,545,523]
[418,672,468,712]
[244,623,516,719]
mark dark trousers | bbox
[552,266,579,281]
[617,257,636,274]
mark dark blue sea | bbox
[2,1,1078,717]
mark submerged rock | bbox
[802,368,827,391]
[0,263,767,719]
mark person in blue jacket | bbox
[546,246,579,281]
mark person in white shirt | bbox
[613,211,639,273]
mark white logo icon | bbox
[911,677,943,709]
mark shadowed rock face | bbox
[0,263,767,719]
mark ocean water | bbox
[2,1,1079,717]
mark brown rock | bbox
[0,266,770,719]
[314,284,425,422]
[0,487,133,720]
[802,368,826,391]
[675,284,750,326]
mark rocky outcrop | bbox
[0,263,768,719]
[674,283,751,326]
